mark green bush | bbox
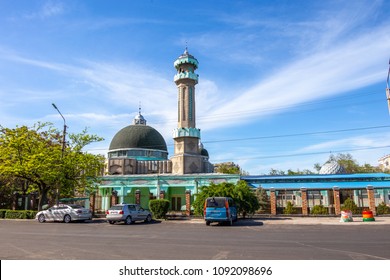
[341,198,359,214]
[377,202,390,215]
[0,209,7,219]
[149,199,170,219]
[26,210,38,219]
[310,205,328,215]
[283,201,297,214]
[3,210,38,219]
[5,210,28,219]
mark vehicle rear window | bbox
[206,198,226,207]
[69,205,83,209]
[109,206,123,210]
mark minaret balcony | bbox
[174,72,199,83]
[174,57,199,69]
[173,127,201,138]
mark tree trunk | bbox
[37,188,49,211]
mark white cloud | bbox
[24,1,65,20]
[200,24,390,131]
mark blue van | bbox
[204,197,238,226]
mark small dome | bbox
[133,113,146,125]
[179,47,195,59]
[200,148,209,157]
[109,125,167,152]
[319,162,346,174]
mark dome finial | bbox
[184,42,188,55]
[133,102,147,125]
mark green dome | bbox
[109,125,167,152]
[200,148,209,157]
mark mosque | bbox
[91,49,390,217]
[94,48,240,213]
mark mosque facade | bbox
[95,49,240,213]
[91,50,390,216]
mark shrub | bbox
[2,210,38,219]
[283,201,297,214]
[310,205,328,215]
[341,198,359,214]
[149,199,170,219]
[5,210,28,219]
[0,209,7,219]
[26,210,38,219]
[377,202,390,215]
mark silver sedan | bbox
[36,204,92,223]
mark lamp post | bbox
[52,103,67,205]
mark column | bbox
[270,188,276,215]
[367,185,376,216]
[135,189,141,205]
[90,194,96,216]
[333,187,341,215]
[111,190,118,207]
[185,190,191,216]
[301,188,308,216]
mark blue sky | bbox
[1,0,390,175]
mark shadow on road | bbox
[84,219,163,225]
[206,219,267,227]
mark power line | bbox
[84,124,390,151]
[214,145,390,162]
[202,125,390,144]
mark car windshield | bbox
[109,206,123,210]
[206,198,226,207]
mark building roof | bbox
[109,124,167,152]
[242,173,390,190]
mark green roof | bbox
[109,125,167,151]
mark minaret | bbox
[170,48,205,174]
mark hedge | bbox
[2,210,38,219]
[0,209,7,219]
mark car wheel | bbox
[125,216,132,225]
[206,221,211,226]
[108,221,115,224]
[38,214,45,223]
[64,215,72,223]
[145,214,152,223]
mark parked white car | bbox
[106,204,152,225]
[36,204,92,223]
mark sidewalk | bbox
[255,216,390,225]
[166,215,390,225]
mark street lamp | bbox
[52,103,67,205]
[52,103,67,156]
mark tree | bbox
[193,180,260,217]
[0,122,105,210]
[255,187,270,213]
[214,162,249,175]
[316,153,382,173]
[268,168,314,175]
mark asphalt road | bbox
[0,219,389,260]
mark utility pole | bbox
[386,59,390,114]
[52,103,67,205]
